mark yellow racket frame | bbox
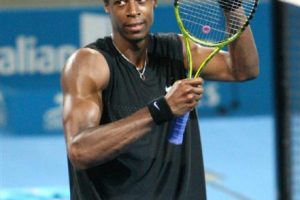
[174,1,255,78]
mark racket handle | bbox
[168,112,190,145]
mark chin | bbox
[131,35,148,42]
[124,30,149,42]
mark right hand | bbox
[218,0,242,12]
[165,77,204,116]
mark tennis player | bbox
[61,0,259,199]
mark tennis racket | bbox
[168,0,259,145]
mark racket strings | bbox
[178,0,255,18]
[179,7,244,38]
[177,0,257,43]
[187,0,256,15]
[178,5,248,30]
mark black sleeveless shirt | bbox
[68,33,206,200]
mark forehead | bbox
[106,0,153,3]
[104,0,156,8]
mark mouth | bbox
[124,21,145,32]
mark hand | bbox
[165,78,204,116]
[218,0,242,12]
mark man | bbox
[61,0,259,199]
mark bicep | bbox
[63,92,102,143]
[61,48,109,145]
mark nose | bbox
[127,0,141,17]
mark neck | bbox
[111,34,148,69]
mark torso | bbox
[68,33,207,200]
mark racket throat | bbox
[194,46,223,78]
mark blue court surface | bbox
[0,116,276,200]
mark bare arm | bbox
[180,9,259,81]
[61,48,204,170]
[62,48,155,170]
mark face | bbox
[105,0,157,42]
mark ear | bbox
[153,0,158,8]
[104,5,110,13]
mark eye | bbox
[114,0,126,6]
[136,0,147,4]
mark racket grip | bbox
[168,112,190,145]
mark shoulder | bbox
[151,33,181,45]
[149,33,183,57]
[61,47,110,91]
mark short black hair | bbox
[103,0,109,5]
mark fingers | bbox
[165,77,204,116]
[185,93,202,111]
[180,77,204,87]
[187,93,202,103]
[179,78,204,100]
